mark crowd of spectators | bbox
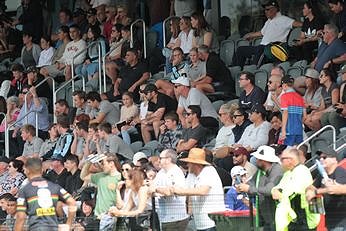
[0,0,344,231]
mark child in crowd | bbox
[225,166,249,211]
[113,91,139,144]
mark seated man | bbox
[238,71,267,111]
[87,91,120,125]
[173,77,219,130]
[264,66,284,112]
[96,122,134,161]
[21,124,43,159]
[176,105,207,153]
[52,115,74,160]
[103,48,149,102]
[158,112,183,151]
[197,45,234,94]
[311,24,346,72]
[141,84,178,143]
[232,0,302,67]
[72,90,91,116]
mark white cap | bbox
[171,77,190,86]
[132,152,148,165]
[251,145,280,163]
[230,166,247,178]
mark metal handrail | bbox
[162,16,180,47]
[297,125,337,150]
[71,41,101,92]
[24,77,56,124]
[102,43,123,93]
[53,74,85,120]
[5,110,38,158]
[130,19,147,58]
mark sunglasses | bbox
[233,114,243,118]
[183,112,192,116]
[121,168,130,172]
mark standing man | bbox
[237,145,283,231]
[151,149,189,230]
[14,158,76,231]
[271,148,320,231]
[169,148,225,231]
[280,76,305,146]
[80,153,122,218]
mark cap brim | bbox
[252,152,280,163]
[179,157,211,165]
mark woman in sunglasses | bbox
[115,161,134,210]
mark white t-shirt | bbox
[178,88,218,119]
[154,165,188,223]
[260,12,294,45]
[178,29,194,54]
[186,166,225,230]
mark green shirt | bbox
[91,171,121,216]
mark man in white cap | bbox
[132,152,148,167]
[168,148,225,231]
[236,145,283,231]
[173,76,219,129]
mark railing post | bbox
[162,16,180,47]
[130,19,147,58]
[0,113,8,157]
[102,43,123,93]
[98,42,102,94]
[297,125,337,150]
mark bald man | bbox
[264,66,284,112]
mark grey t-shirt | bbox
[100,135,134,160]
[178,88,218,119]
[99,100,120,125]
[188,61,206,81]
[22,136,44,156]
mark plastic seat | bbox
[212,100,225,112]
[287,66,303,78]
[146,30,158,56]
[254,69,268,91]
[278,61,291,73]
[287,27,302,47]
[236,38,250,49]
[259,63,274,74]
[292,59,308,68]
[229,66,241,82]
[220,40,235,67]
[252,37,262,46]
[243,64,257,73]
[234,74,242,97]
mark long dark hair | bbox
[191,12,210,37]
[306,78,321,100]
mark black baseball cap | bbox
[87,8,97,16]
[281,75,294,85]
[262,0,279,8]
[24,66,38,74]
[316,147,341,161]
[143,84,158,94]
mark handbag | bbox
[264,42,289,62]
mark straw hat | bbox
[180,148,211,165]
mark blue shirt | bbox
[225,186,249,211]
[16,98,50,131]
[316,38,346,72]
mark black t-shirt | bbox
[65,169,83,196]
[148,92,177,119]
[206,52,234,92]
[43,168,70,189]
[119,61,148,100]
[239,86,267,110]
[302,17,324,39]
[182,124,207,148]
[314,166,346,229]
